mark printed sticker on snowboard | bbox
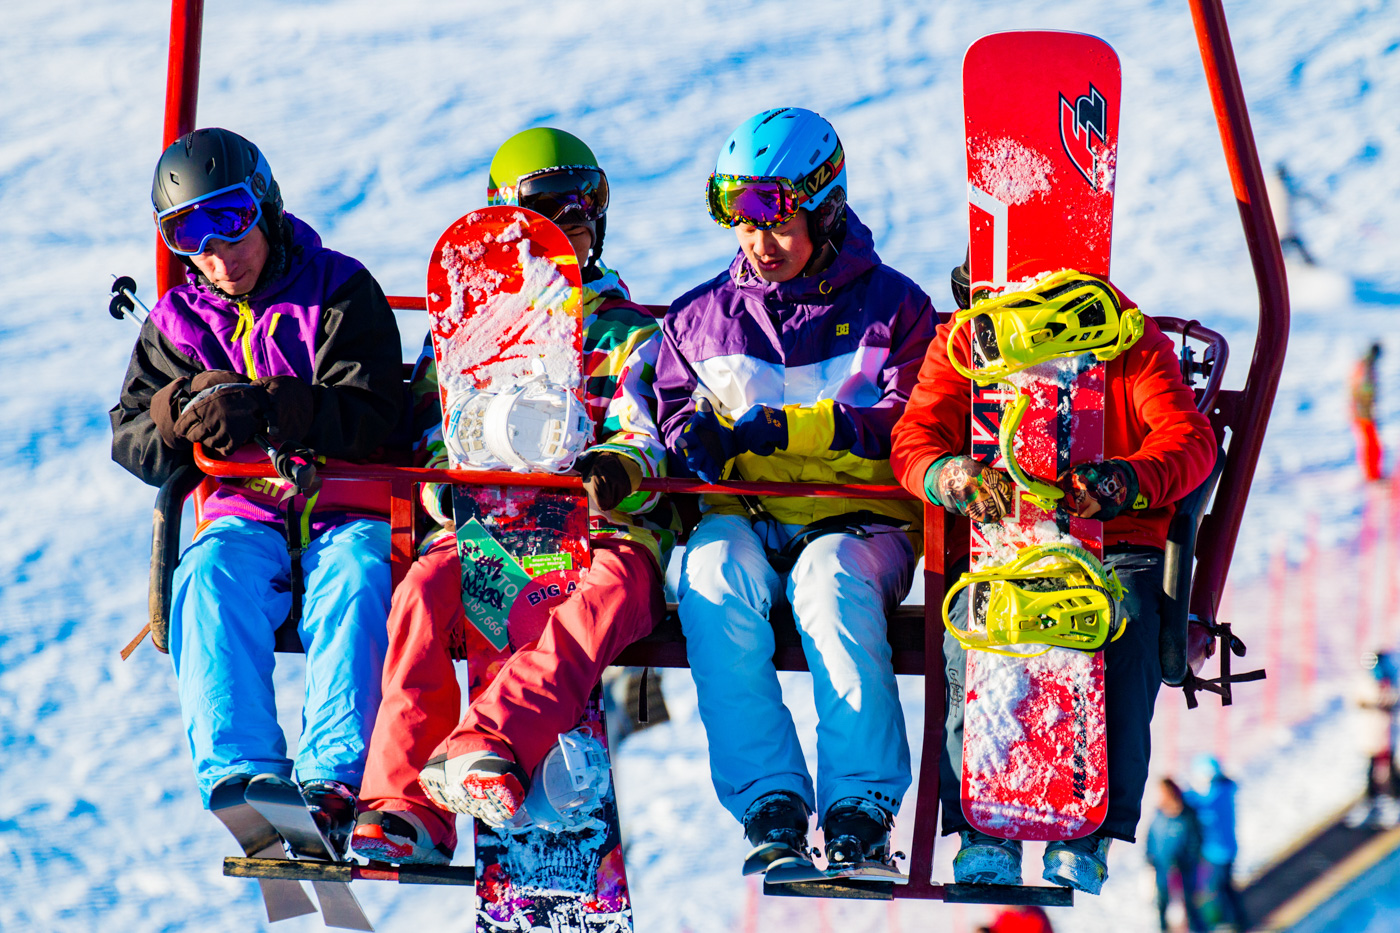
[960,30,1121,842]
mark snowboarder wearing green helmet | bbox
[654,108,939,876]
[351,128,679,865]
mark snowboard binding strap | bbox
[947,270,1145,385]
[997,391,1065,509]
[942,544,1127,656]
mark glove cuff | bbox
[781,401,834,455]
[923,455,960,507]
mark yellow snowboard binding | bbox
[942,544,1126,656]
[947,270,1145,508]
[947,270,1144,385]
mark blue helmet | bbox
[713,107,848,239]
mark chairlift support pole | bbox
[1185,0,1290,623]
[156,0,204,298]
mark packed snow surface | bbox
[5,0,1400,930]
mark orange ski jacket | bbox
[890,302,1216,559]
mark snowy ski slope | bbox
[2,0,1399,930]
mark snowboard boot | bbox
[351,806,456,865]
[952,830,1024,885]
[299,780,358,858]
[741,791,811,875]
[821,797,895,867]
[1042,832,1111,894]
[419,751,529,829]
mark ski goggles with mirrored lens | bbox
[155,183,264,256]
[706,174,806,230]
[491,166,610,224]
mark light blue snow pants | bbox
[169,516,390,806]
[678,512,914,824]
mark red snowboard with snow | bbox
[426,206,631,932]
[961,30,1120,842]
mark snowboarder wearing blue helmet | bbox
[654,108,938,876]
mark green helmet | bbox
[488,127,609,269]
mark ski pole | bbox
[109,275,151,324]
[254,434,319,497]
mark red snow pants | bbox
[359,533,664,824]
[1355,417,1384,481]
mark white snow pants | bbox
[677,512,914,824]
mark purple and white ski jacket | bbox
[655,209,937,535]
[110,213,404,538]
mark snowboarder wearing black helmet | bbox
[110,127,403,851]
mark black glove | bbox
[255,375,315,444]
[150,370,244,450]
[189,369,246,393]
[173,381,269,456]
[150,376,193,449]
[578,452,638,513]
[925,455,1015,525]
[1058,459,1141,520]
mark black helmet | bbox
[151,128,283,239]
[951,249,971,311]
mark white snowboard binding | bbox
[445,365,593,473]
[504,728,612,835]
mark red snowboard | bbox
[961,31,1120,842]
[426,207,631,932]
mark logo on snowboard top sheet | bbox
[1059,84,1109,190]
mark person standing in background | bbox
[1264,162,1318,267]
[1348,649,1400,828]
[1351,342,1384,481]
[1184,755,1250,932]
[1146,778,1208,933]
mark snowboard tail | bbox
[472,691,631,933]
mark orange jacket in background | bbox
[890,301,1217,559]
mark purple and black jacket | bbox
[110,213,403,537]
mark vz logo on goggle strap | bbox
[799,142,845,198]
[1059,84,1109,190]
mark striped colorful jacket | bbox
[654,209,938,538]
[414,264,677,568]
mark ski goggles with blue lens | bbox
[155,183,264,256]
[706,142,845,230]
[489,166,609,224]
